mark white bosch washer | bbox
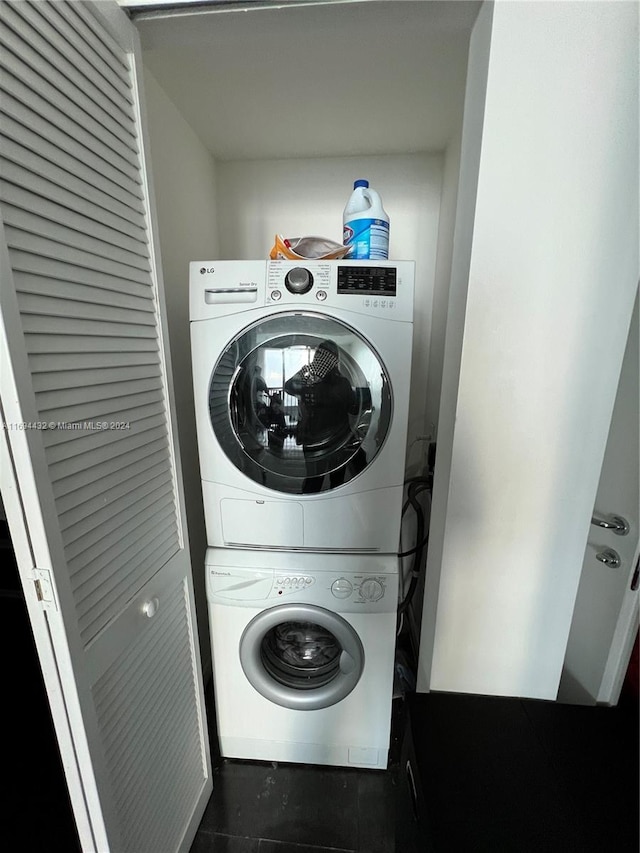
[206,547,398,769]
[190,260,414,553]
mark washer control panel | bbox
[330,575,388,603]
[208,562,397,612]
[268,572,389,605]
[273,574,315,596]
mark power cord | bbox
[397,475,432,615]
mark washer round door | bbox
[209,312,392,495]
[239,603,365,710]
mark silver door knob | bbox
[591,513,629,535]
[142,597,160,618]
[595,548,621,568]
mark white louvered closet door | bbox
[0,2,212,851]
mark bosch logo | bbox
[200,267,215,274]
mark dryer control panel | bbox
[189,259,414,324]
[265,260,413,322]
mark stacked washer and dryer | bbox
[190,259,414,770]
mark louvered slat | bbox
[40,389,166,432]
[73,515,177,609]
[4,207,151,271]
[22,314,157,342]
[0,69,140,181]
[17,291,155,328]
[58,463,173,541]
[60,470,173,548]
[105,644,193,790]
[38,378,163,414]
[98,609,189,742]
[1,114,144,213]
[25,333,158,354]
[48,424,168,484]
[7,229,152,285]
[32,365,161,394]
[14,272,155,314]
[93,579,204,853]
[9,251,152,299]
[32,351,159,375]
[51,439,169,502]
[0,4,138,150]
[18,1,132,96]
[0,160,148,245]
[1,178,148,259]
[6,1,134,115]
[65,486,176,563]
[55,450,170,517]
[58,0,131,82]
[44,407,165,455]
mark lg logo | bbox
[200,267,215,274]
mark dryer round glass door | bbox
[239,603,365,710]
[209,312,392,494]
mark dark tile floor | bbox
[190,759,396,853]
[189,679,403,853]
[192,663,639,853]
[401,690,639,853]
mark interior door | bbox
[0,2,211,850]
[559,290,640,704]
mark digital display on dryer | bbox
[337,267,397,296]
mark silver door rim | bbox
[209,311,393,495]
[239,603,365,710]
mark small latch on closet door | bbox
[33,568,57,611]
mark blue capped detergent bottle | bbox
[342,179,390,260]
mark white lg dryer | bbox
[205,547,399,770]
[190,259,414,553]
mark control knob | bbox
[360,578,384,602]
[331,578,353,599]
[284,267,314,295]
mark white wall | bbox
[142,68,220,672]
[417,0,494,691]
[424,132,464,441]
[216,154,443,469]
[420,1,639,698]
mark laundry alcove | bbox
[134,0,476,677]
[133,0,638,705]
[0,1,637,851]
